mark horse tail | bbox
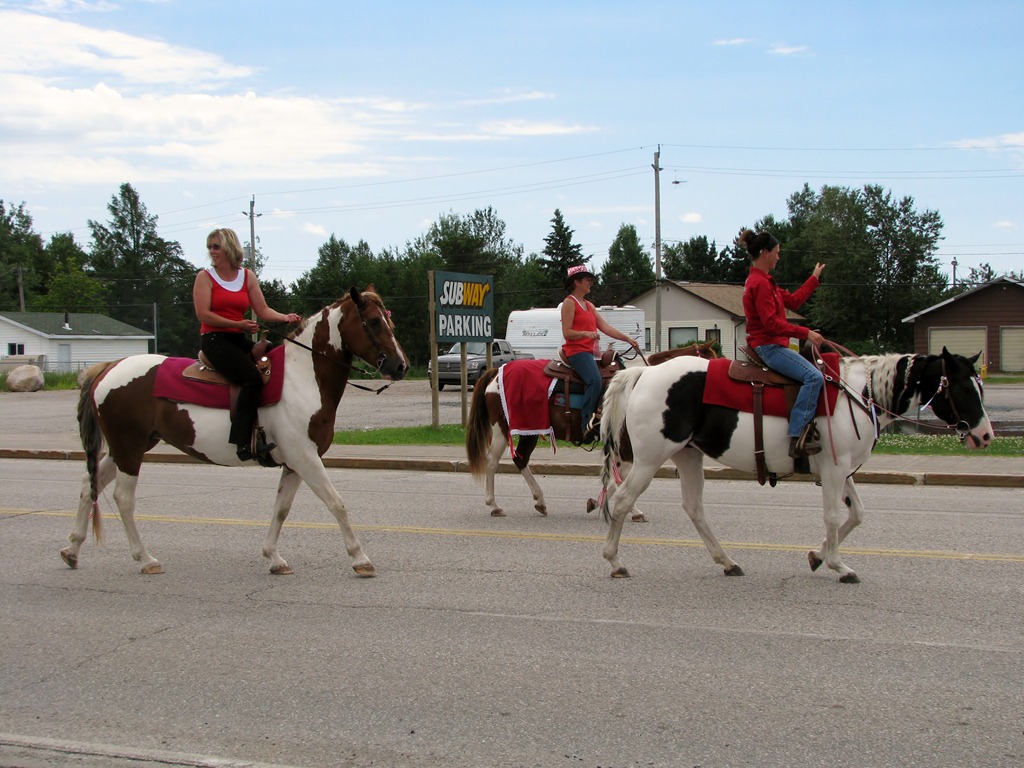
[78,362,113,544]
[599,366,644,523]
[466,367,501,480]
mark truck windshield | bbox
[447,342,487,355]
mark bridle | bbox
[812,339,979,441]
[262,294,398,394]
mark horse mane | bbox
[847,353,913,411]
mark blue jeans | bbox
[567,351,601,429]
[755,344,824,438]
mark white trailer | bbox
[505,304,645,360]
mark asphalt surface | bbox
[3,460,1023,768]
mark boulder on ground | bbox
[6,364,44,392]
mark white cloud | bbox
[303,222,327,236]
[768,44,808,56]
[0,10,252,88]
[714,38,751,46]
[680,212,702,224]
[994,220,1017,231]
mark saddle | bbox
[180,339,276,464]
[731,345,820,486]
[544,349,624,442]
[182,339,273,387]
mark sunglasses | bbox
[207,243,222,251]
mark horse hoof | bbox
[808,551,823,571]
[630,513,648,523]
[270,564,294,575]
[724,565,744,577]
[490,508,506,517]
[353,563,376,578]
[586,498,597,513]
[840,572,861,584]
[535,504,547,516]
[610,567,630,579]
[141,563,163,575]
[60,549,78,569]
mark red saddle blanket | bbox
[498,358,557,439]
[703,353,842,417]
[152,345,286,409]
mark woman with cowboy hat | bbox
[561,264,641,444]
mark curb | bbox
[2,447,1021,488]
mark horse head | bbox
[340,285,409,381]
[920,347,993,449]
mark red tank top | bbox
[200,268,250,334]
[561,297,598,356]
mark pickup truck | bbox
[429,339,534,389]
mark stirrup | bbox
[790,423,821,458]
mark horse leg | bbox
[809,475,864,583]
[672,448,743,576]
[588,460,647,522]
[809,472,860,583]
[61,454,117,569]
[291,457,374,577]
[482,424,510,517]
[511,435,547,516]
[602,463,659,578]
[111,471,162,574]
[261,466,303,575]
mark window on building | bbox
[668,327,698,349]
[644,327,651,352]
[705,328,721,344]
[7,343,25,356]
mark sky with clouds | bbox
[1,0,1021,286]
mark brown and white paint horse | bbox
[63,286,408,577]
[465,341,717,518]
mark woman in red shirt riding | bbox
[561,264,640,444]
[738,229,826,459]
[192,228,301,463]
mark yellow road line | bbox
[10,508,1024,564]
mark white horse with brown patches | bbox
[63,286,408,577]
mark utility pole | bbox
[17,266,25,311]
[242,195,261,272]
[653,147,663,353]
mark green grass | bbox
[873,433,1023,456]
[333,424,1023,456]
[334,424,466,445]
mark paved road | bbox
[2,460,1022,768]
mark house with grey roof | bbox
[629,281,806,359]
[0,312,154,372]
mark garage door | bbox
[1000,327,1024,372]
[928,327,986,360]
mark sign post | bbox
[428,270,494,427]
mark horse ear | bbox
[348,286,366,309]
[364,283,377,294]
[968,350,982,365]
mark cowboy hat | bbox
[565,264,597,290]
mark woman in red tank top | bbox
[192,228,302,463]
[560,264,641,444]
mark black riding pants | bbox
[200,332,262,446]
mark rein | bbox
[811,338,973,441]
[259,298,395,394]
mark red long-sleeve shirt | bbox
[742,267,819,348]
